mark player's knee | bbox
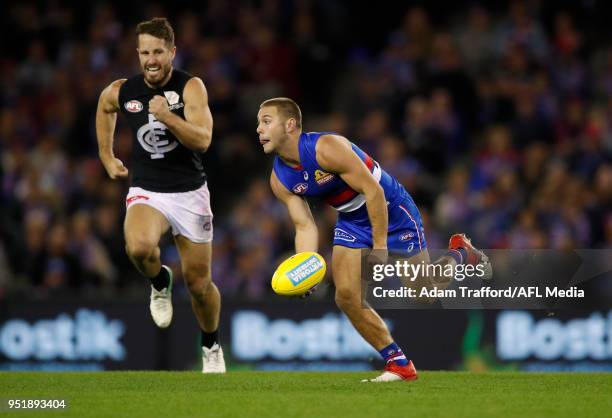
[183,265,212,296]
[335,287,359,311]
[125,239,157,262]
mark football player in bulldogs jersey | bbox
[257,98,491,382]
[96,18,224,373]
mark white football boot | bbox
[202,343,226,374]
[149,265,173,328]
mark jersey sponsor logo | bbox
[303,171,309,181]
[137,114,178,159]
[125,100,143,113]
[334,228,356,242]
[314,169,335,185]
[163,91,180,105]
[292,183,308,194]
[399,232,414,241]
[164,91,184,111]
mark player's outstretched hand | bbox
[102,157,129,179]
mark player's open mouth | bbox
[146,66,161,75]
[259,139,270,145]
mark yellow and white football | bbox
[271,252,326,296]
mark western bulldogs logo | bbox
[136,114,178,159]
[334,228,356,242]
[293,183,308,194]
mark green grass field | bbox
[1,371,611,418]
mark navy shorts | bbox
[333,194,427,257]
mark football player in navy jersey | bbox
[96,18,224,373]
[258,97,491,382]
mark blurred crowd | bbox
[1,1,610,299]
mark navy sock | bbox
[379,342,409,366]
[446,248,468,265]
[150,267,170,291]
[201,329,219,349]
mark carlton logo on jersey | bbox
[314,169,335,185]
[125,100,143,113]
[136,114,178,159]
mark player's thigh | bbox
[124,204,170,249]
[332,245,363,303]
[173,235,212,283]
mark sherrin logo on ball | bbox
[271,252,326,296]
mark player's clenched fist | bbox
[148,95,170,121]
[101,157,129,179]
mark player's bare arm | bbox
[316,134,388,249]
[270,170,319,253]
[148,77,213,153]
[96,79,128,179]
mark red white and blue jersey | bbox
[273,132,405,212]
[273,132,427,254]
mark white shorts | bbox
[125,182,213,243]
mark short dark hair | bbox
[136,17,174,47]
[260,97,302,128]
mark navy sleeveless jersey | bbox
[118,69,206,192]
[273,132,406,212]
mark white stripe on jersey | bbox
[335,163,382,213]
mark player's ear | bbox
[286,118,296,133]
[170,46,176,59]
